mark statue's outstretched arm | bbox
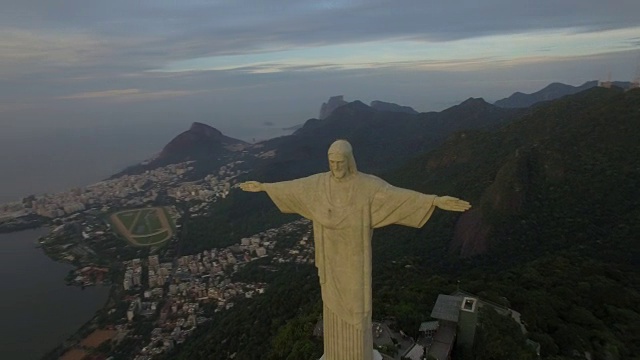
[239,181,264,192]
[433,196,471,212]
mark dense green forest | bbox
[170,88,640,359]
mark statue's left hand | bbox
[434,196,471,212]
[239,181,264,192]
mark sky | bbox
[1,1,640,200]
[2,0,640,134]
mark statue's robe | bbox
[263,172,436,360]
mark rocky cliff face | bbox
[319,95,348,119]
[451,150,533,257]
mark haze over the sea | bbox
[0,121,294,203]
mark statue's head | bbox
[327,140,358,180]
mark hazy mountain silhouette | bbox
[494,80,635,108]
[158,122,246,163]
[319,95,348,119]
[369,100,418,114]
[494,81,599,108]
[111,122,247,178]
[246,98,519,183]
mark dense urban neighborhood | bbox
[0,154,320,359]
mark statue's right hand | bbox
[239,181,264,192]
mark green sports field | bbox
[109,207,174,247]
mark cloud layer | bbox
[1,0,639,132]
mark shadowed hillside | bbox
[373,87,640,359]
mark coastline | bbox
[0,216,46,234]
[40,283,116,360]
[34,226,121,359]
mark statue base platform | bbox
[319,350,382,360]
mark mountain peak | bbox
[326,100,373,118]
[441,98,490,115]
[156,122,246,165]
[189,122,223,137]
[460,97,489,106]
[319,95,349,119]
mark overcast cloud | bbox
[2,1,639,107]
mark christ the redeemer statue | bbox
[240,140,471,360]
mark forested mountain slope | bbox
[375,87,640,359]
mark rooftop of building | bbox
[430,294,463,322]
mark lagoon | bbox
[0,228,110,360]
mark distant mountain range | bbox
[126,96,517,184]
[120,81,633,183]
[251,97,517,182]
[319,96,418,119]
[494,80,633,108]
[319,81,632,123]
